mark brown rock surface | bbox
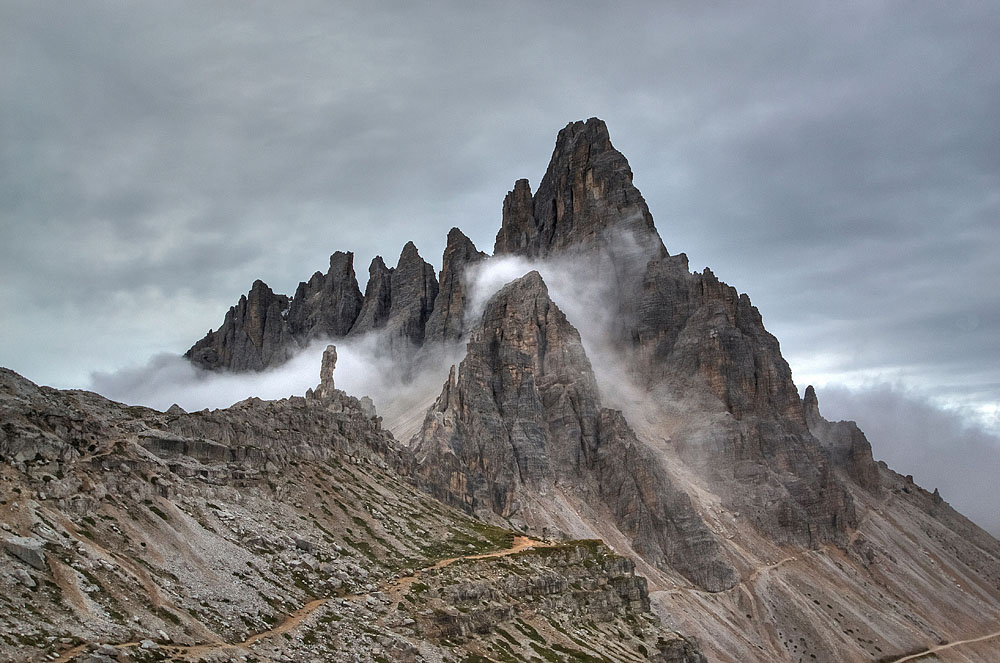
[0,364,707,663]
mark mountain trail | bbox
[888,629,1000,662]
[53,535,551,662]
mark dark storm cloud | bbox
[1,0,998,455]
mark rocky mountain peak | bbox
[286,250,364,340]
[415,270,738,591]
[803,384,821,422]
[349,242,439,353]
[424,227,487,343]
[185,279,294,371]
[494,117,666,260]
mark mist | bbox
[812,382,1000,537]
[88,332,463,441]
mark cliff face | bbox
[286,250,364,341]
[803,384,882,493]
[423,227,486,344]
[413,272,738,592]
[489,118,855,551]
[186,243,440,371]
[184,279,295,371]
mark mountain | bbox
[0,361,704,663]
[3,118,999,662]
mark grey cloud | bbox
[813,383,1000,537]
[1,0,998,455]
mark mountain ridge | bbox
[3,118,998,662]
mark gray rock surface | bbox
[185,279,295,371]
[349,242,439,352]
[414,272,737,591]
[2,534,47,570]
[286,251,364,341]
[423,227,486,344]
[351,255,394,335]
[804,385,881,493]
[494,117,666,262]
[493,117,857,551]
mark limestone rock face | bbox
[351,256,394,334]
[349,242,439,351]
[490,118,856,551]
[186,252,363,373]
[423,228,486,344]
[494,118,666,261]
[413,272,737,591]
[804,385,881,493]
[286,251,363,340]
[185,280,295,372]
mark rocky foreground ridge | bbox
[3,118,1000,662]
[0,362,704,663]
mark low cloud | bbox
[812,382,1000,537]
[88,333,461,441]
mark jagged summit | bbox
[161,119,1000,663]
[184,278,294,371]
[287,250,363,341]
[414,270,738,591]
[349,241,439,349]
[495,117,667,260]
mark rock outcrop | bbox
[494,117,665,262]
[349,242,439,351]
[185,279,295,371]
[803,385,881,493]
[423,227,486,344]
[286,250,364,340]
[351,256,394,334]
[490,118,857,551]
[0,364,708,663]
[414,272,737,591]
[186,243,440,372]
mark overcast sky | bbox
[2,3,998,530]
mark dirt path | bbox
[888,629,1000,662]
[54,535,550,662]
[746,553,799,583]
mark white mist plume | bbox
[463,232,658,413]
[89,332,462,436]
